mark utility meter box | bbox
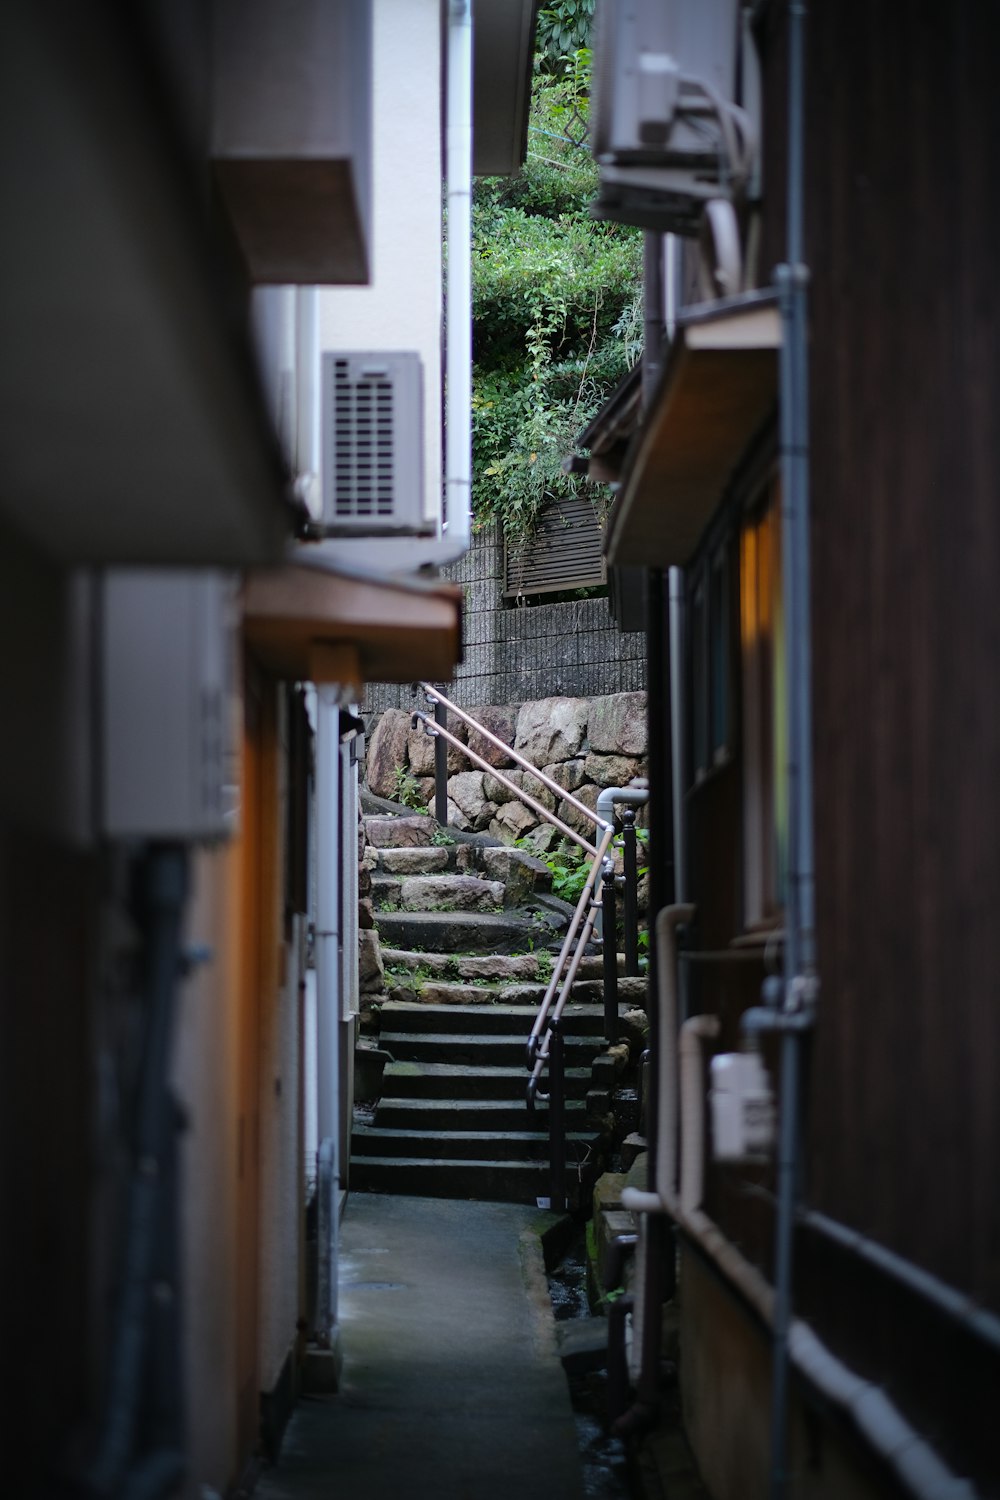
[709,1050,775,1162]
[102,570,236,842]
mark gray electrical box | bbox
[321,351,425,533]
[102,570,236,842]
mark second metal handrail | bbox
[415,681,640,1210]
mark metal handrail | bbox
[419,682,609,836]
[413,683,629,1208]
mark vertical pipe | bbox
[315,687,342,1337]
[622,808,639,976]
[668,567,686,904]
[434,697,449,825]
[548,1024,566,1214]
[642,231,664,406]
[769,3,813,1495]
[602,860,619,1042]
[442,0,473,556]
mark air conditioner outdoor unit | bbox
[591,0,755,234]
[320,351,426,535]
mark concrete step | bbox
[349,1154,551,1204]
[373,1095,588,1132]
[363,814,439,848]
[374,909,551,954]
[351,1125,598,1163]
[372,843,552,901]
[380,1000,615,1039]
[381,948,550,983]
[382,1060,592,1101]
[372,872,507,914]
[379,1030,601,1068]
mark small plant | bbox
[392,766,429,814]
[430,826,456,846]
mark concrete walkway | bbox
[253,1193,586,1500]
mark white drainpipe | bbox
[679,1013,721,1214]
[651,903,695,1203]
[437,0,472,562]
[315,685,342,1331]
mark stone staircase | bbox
[352,806,644,1205]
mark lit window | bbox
[740,485,787,925]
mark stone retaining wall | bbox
[363,691,648,845]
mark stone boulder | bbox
[584,751,644,789]
[558,782,600,836]
[587,693,647,757]
[515,696,588,768]
[447,771,496,831]
[407,713,468,775]
[365,709,412,798]
[358,930,385,993]
[489,801,537,843]
[544,758,587,793]
[466,704,518,769]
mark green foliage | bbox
[392,766,429,813]
[516,836,592,905]
[535,1,595,71]
[430,826,456,846]
[471,47,641,545]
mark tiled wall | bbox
[363,524,646,713]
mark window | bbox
[690,542,732,781]
[739,484,787,925]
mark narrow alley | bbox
[252,1194,587,1500]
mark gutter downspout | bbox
[437,0,473,563]
[315,686,342,1345]
[753,3,818,1496]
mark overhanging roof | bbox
[605,294,781,568]
[473,0,538,176]
[242,554,463,686]
[0,6,289,567]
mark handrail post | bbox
[602,857,619,1042]
[433,696,448,826]
[548,1021,566,1214]
[622,807,639,976]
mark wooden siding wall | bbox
[805,0,1000,1313]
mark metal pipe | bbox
[439,0,473,558]
[629,1195,977,1500]
[315,687,342,1339]
[801,1210,1000,1358]
[679,1014,720,1215]
[642,231,664,406]
[668,568,686,903]
[88,845,189,1498]
[547,1023,566,1213]
[621,807,639,976]
[768,0,815,1492]
[602,858,619,1041]
[652,905,696,1204]
[433,696,448,825]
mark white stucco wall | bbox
[318,0,443,528]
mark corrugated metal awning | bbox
[242,552,463,689]
[605,294,781,568]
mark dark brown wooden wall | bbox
[805,0,1000,1312]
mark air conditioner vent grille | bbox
[321,351,424,533]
